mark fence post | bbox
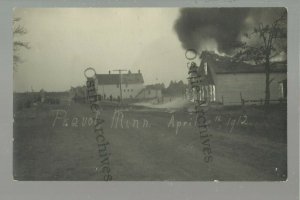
[240,92,244,105]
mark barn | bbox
[192,51,287,105]
[93,70,144,100]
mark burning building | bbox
[189,51,287,105]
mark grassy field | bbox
[13,102,287,181]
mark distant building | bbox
[70,86,87,103]
[136,84,164,99]
[93,70,144,99]
[39,89,45,103]
[191,51,287,105]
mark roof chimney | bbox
[109,70,111,74]
[138,69,141,74]
[128,70,131,74]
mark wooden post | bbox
[240,92,244,105]
[112,69,128,102]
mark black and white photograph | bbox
[13,7,287,181]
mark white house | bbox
[189,51,287,105]
[93,70,144,100]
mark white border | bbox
[0,1,298,199]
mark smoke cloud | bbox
[174,8,286,55]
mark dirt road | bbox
[13,103,287,181]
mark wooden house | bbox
[192,51,287,105]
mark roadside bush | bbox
[44,98,60,105]
[24,99,32,108]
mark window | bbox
[279,81,287,98]
[148,90,151,94]
[131,89,133,92]
[127,89,129,92]
[204,62,208,75]
[212,85,216,101]
[124,89,126,92]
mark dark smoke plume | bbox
[174,8,286,55]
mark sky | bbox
[13,8,286,92]
[13,8,194,92]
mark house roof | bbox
[145,84,164,90]
[95,73,144,85]
[194,61,215,85]
[201,51,287,74]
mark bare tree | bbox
[233,10,287,105]
[13,17,30,71]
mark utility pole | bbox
[112,69,128,102]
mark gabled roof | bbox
[208,59,287,74]
[198,61,215,85]
[95,73,144,85]
[201,51,287,74]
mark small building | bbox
[70,86,87,103]
[136,84,164,99]
[93,70,144,100]
[191,51,287,105]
